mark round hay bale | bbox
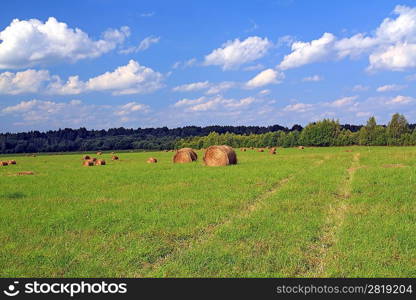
[173,148,198,163]
[298,146,305,150]
[83,160,94,166]
[1,161,8,166]
[17,171,34,175]
[112,155,119,161]
[95,159,106,165]
[203,145,237,167]
[82,155,91,160]
[8,160,16,165]
[147,157,157,163]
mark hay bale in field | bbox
[269,147,277,155]
[17,171,34,175]
[96,151,102,155]
[258,148,264,152]
[111,155,119,161]
[203,145,237,166]
[8,160,16,164]
[298,146,305,150]
[240,148,247,152]
[173,148,198,163]
[1,161,8,166]
[83,160,94,166]
[95,159,106,165]
[82,155,91,160]
[147,157,157,163]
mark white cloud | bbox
[115,102,149,116]
[326,96,358,107]
[1,99,150,129]
[376,84,407,92]
[172,81,210,92]
[120,36,160,54]
[246,68,284,88]
[0,69,50,94]
[206,81,236,94]
[0,17,129,69]
[302,75,323,82]
[85,60,164,95]
[352,84,370,91]
[204,36,272,70]
[278,5,416,71]
[174,95,257,112]
[283,103,313,112]
[0,60,164,96]
[259,89,271,95]
[386,95,414,104]
[278,33,336,70]
[172,81,237,95]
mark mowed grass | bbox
[0,147,415,277]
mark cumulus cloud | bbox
[278,5,416,71]
[0,17,129,69]
[325,96,358,107]
[279,33,336,70]
[1,99,150,129]
[174,95,256,112]
[376,84,407,92]
[386,95,414,104]
[114,102,149,115]
[172,81,237,95]
[283,103,313,112]
[246,69,284,88]
[0,60,164,96]
[85,60,164,95]
[204,36,272,70]
[172,81,210,92]
[0,69,50,94]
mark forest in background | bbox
[1,114,415,154]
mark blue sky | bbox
[1,0,416,132]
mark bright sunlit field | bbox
[1,146,415,277]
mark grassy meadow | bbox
[0,146,415,277]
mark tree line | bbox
[176,114,416,149]
[1,113,415,154]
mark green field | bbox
[1,147,415,277]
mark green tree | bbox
[387,113,409,145]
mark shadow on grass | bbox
[1,192,26,199]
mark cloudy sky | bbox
[1,0,416,132]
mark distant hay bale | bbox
[173,148,198,163]
[17,171,34,175]
[8,160,16,164]
[258,148,264,152]
[112,155,119,161]
[298,146,305,150]
[83,160,94,166]
[0,161,8,166]
[269,147,277,155]
[82,155,91,160]
[95,159,106,165]
[203,145,237,167]
[240,148,247,152]
[96,151,102,155]
[147,157,157,163]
